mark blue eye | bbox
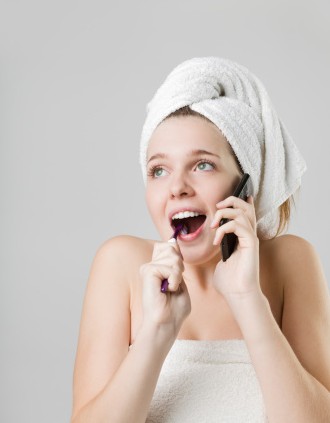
[147,166,168,178]
[196,161,215,171]
[154,168,165,177]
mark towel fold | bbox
[140,57,307,238]
[146,339,268,423]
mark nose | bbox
[169,171,195,199]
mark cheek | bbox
[202,179,232,205]
[145,186,163,221]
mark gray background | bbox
[1,1,329,422]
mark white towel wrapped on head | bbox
[139,57,307,239]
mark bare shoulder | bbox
[71,235,155,420]
[263,234,330,390]
[98,234,154,260]
[90,234,156,300]
[261,233,328,293]
[260,233,315,260]
[85,235,154,293]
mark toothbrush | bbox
[161,224,183,293]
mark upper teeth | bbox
[172,211,202,220]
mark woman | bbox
[70,57,330,422]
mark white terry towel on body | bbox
[145,339,268,423]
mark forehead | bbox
[147,115,231,158]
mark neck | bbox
[183,251,220,291]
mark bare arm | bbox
[211,196,330,421]
[72,323,173,423]
[70,236,190,423]
[226,235,330,422]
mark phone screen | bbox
[219,173,251,261]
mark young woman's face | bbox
[145,115,242,264]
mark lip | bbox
[178,218,207,242]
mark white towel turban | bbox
[140,57,307,239]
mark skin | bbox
[71,116,330,423]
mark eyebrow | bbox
[147,149,221,164]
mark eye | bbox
[195,160,216,171]
[147,166,168,178]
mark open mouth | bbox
[171,214,207,235]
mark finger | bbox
[141,260,184,289]
[211,209,255,235]
[153,238,182,253]
[216,195,254,212]
[167,238,177,244]
[212,219,254,246]
[215,195,256,230]
[210,207,248,228]
[152,241,183,262]
[168,238,184,260]
[247,195,254,205]
[152,253,184,274]
[141,263,178,294]
[167,268,185,292]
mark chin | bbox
[180,244,220,266]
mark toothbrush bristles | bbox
[181,224,188,235]
[173,223,183,239]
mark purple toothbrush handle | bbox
[161,279,169,293]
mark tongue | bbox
[183,215,206,234]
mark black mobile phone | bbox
[219,173,251,262]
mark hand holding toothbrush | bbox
[139,224,191,340]
[161,224,184,293]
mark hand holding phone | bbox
[219,173,251,262]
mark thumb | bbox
[167,238,183,259]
